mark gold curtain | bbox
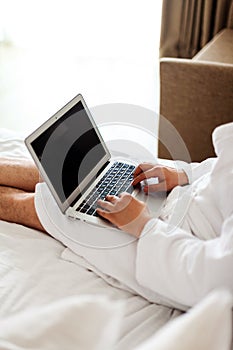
[160,0,232,58]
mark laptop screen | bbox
[30,99,107,205]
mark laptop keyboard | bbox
[76,161,136,217]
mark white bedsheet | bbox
[0,128,181,349]
[0,218,182,349]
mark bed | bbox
[0,128,232,350]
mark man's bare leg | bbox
[0,186,46,232]
[0,157,40,191]
[0,158,46,232]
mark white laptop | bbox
[25,94,142,228]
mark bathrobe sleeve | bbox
[136,215,233,308]
[182,157,216,184]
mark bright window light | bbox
[0,0,162,58]
[0,0,163,133]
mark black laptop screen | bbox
[31,100,107,203]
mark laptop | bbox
[25,94,140,228]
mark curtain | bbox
[160,0,232,58]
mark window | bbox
[0,0,163,132]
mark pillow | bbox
[135,289,233,350]
[0,295,123,350]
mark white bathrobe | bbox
[35,122,233,309]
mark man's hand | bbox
[132,163,189,193]
[96,193,152,238]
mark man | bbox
[0,122,232,308]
